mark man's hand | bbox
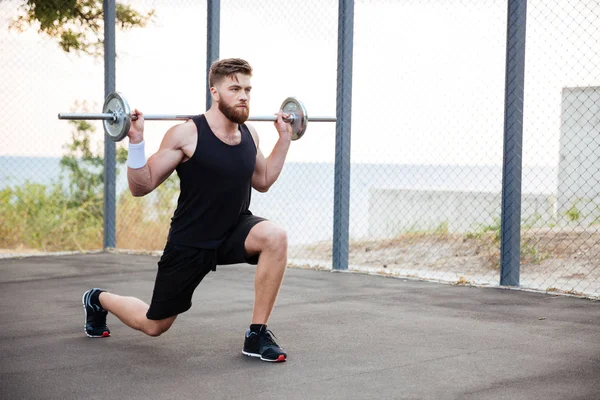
[128,108,145,144]
[274,110,293,141]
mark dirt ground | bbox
[288,228,600,299]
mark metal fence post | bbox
[333,0,354,271]
[500,0,527,286]
[206,0,220,110]
[103,0,116,249]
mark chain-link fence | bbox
[1,0,598,299]
[344,0,507,288]
[519,0,600,297]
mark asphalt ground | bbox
[1,252,599,400]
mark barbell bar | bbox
[57,92,336,142]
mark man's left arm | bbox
[250,111,293,192]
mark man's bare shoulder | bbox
[162,119,198,149]
[245,122,260,146]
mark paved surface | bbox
[1,252,599,400]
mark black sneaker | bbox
[82,288,110,338]
[242,326,287,362]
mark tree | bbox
[10,0,155,57]
[1,1,157,251]
[9,0,152,195]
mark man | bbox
[82,58,292,362]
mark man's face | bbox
[215,73,251,124]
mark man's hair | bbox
[208,58,253,87]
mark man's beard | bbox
[219,100,250,124]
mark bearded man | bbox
[82,58,291,363]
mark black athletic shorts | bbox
[146,213,267,320]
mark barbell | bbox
[57,92,336,142]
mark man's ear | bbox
[210,87,219,102]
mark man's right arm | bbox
[127,116,188,197]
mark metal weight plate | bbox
[102,92,131,142]
[281,97,308,140]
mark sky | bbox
[0,0,598,166]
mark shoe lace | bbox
[262,329,278,346]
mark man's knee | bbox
[143,318,175,337]
[145,326,167,337]
[246,221,288,257]
[260,223,288,250]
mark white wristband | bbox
[127,140,147,169]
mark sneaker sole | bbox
[82,290,110,338]
[242,350,286,362]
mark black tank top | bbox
[167,115,257,248]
